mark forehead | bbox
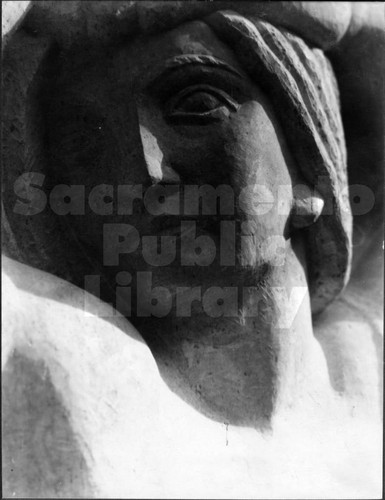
[55,20,246,96]
[114,20,245,83]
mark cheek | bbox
[224,101,294,266]
[158,100,292,183]
[227,101,293,189]
[159,100,293,223]
[229,101,294,224]
[154,101,294,270]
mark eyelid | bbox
[147,63,247,102]
[166,84,240,115]
[146,55,244,91]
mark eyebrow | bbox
[151,54,245,81]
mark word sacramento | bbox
[11,172,371,217]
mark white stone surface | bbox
[2,257,382,498]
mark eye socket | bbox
[166,84,239,123]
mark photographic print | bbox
[2,1,383,498]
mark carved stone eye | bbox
[175,90,225,113]
[167,85,239,122]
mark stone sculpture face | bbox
[43,19,327,424]
[1,4,383,498]
[46,20,309,318]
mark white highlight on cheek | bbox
[2,1,31,38]
[139,124,164,183]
